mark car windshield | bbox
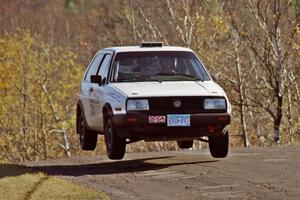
[111,51,210,82]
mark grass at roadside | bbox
[0,164,109,200]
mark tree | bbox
[0,29,82,162]
[225,0,300,144]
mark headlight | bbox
[204,98,226,110]
[127,99,149,111]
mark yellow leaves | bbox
[0,29,83,161]
[0,137,5,147]
[294,43,300,56]
[211,15,229,36]
[296,25,300,34]
[193,15,206,35]
[192,13,229,44]
[292,25,300,56]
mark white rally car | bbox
[76,43,231,159]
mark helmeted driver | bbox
[159,57,176,74]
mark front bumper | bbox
[112,113,231,141]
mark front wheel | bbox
[209,131,229,158]
[104,118,126,159]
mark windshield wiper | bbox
[156,72,203,81]
[117,73,203,82]
[175,73,204,81]
[116,77,163,83]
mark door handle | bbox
[89,87,94,92]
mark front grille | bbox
[149,96,203,114]
[126,96,227,114]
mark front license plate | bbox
[167,114,190,127]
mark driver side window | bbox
[97,54,112,84]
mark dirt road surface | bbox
[26,146,300,200]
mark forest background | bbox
[0,0,299,163]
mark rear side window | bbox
[84,53,104,82]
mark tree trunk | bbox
[232,28,250,147]
[62,130,71,158]
[273,94,283,143]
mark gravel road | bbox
[26,146,300,200]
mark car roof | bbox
[99,46,194,53]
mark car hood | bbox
[110,81,225,98]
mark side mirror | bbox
[90,75,102,85]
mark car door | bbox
[81,53,104,129]
[89,52,113,131]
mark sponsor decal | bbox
[149,116,166,123]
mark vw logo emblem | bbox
[173,100,181,108]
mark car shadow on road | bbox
[32,156,218,176]
[0,164,35,179]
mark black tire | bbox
[177,140,193,149]
[104,118,126,159]
[78,114,98,150]
[209,131,229,158]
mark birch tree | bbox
[0,30,82,162]
[229,0,300,144]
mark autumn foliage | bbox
[0,0,299,162]
[0,30,82,162]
